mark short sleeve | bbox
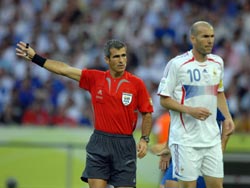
[137,79,154,113]
[157,60,177,97]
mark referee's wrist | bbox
[31,54,47,67]
[140,135,150,143]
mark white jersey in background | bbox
[158,50,224,147]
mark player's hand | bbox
[16,41,36,61]
[222,118,235,136]
[137,139,148,159]
[158,152,171,171]
[188,107,212,121]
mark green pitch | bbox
[0,126,161,188]
[0,126,249,188]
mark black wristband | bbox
[31,54,46,67]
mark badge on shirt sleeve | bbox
[122,92,133,106]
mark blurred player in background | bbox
[150,111,171,187]
[16,39,153,188]
[157,21,234,188]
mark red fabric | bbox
[79,69,153,135]
[22,108,50,126]
[51,114,77,127]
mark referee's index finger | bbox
[18,41,26,47]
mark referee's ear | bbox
[105,56,110,66]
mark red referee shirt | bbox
[79,69,153,135]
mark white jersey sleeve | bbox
[157,59,178,97]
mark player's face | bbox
[106,47,127,77]
[191,26,214,56]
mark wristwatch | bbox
[140,136,150,143]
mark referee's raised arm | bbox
[16,41,82,81]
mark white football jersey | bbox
[158,50,224,147]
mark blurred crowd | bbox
[0,0,249,131]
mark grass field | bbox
[0,126,249,188]
[0,126,161,188]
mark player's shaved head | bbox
[190,21,213,36]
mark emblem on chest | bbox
[122,92,133,106]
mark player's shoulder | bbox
[207,53,224,65]
[168,51,194,67]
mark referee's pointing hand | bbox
[16,41,36,61]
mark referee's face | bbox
[106,47,127,77]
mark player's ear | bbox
[190,34,195,44]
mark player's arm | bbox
[217,92,235,136]
[16,41,82,81]
[156,142,171,171]
[137,112,152,159]
[221,124,230,152]
[217,92,232,120]
[160,96,211,121]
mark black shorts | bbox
[81,130,137,187]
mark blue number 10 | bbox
[187,69,201,82]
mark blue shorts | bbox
[161,159,177,184]
[161,160,206,188]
